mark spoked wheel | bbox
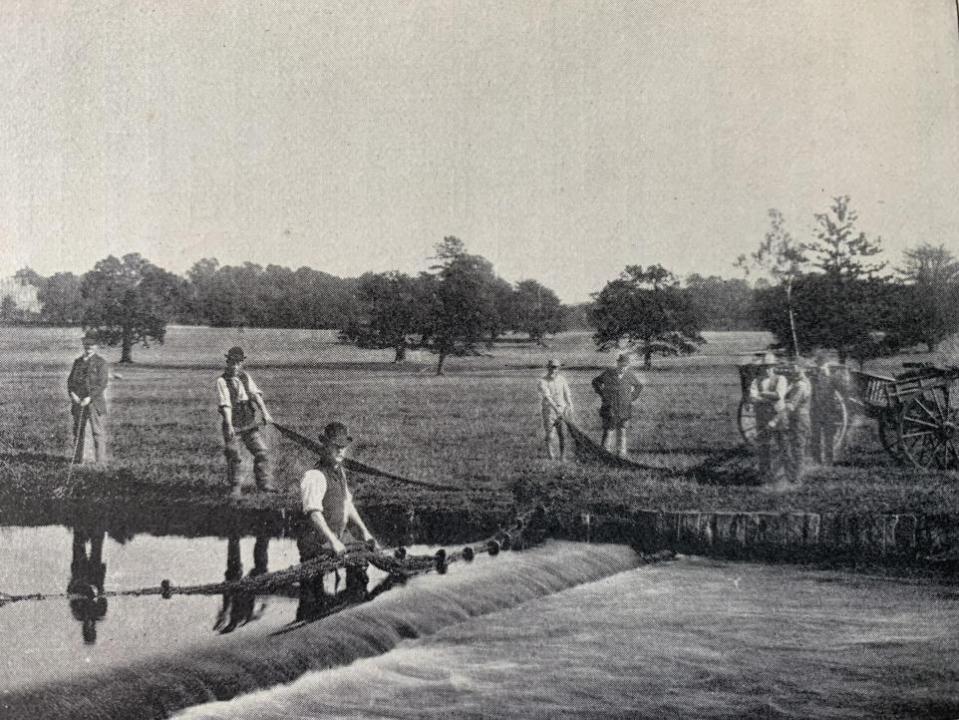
[898,386,959,470]
[737,399,757,446]
[877,408,906,465]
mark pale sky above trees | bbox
[2,1,957,302]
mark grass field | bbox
[1,326,958,518]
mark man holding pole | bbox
[216,346,275,497]
[67,332,109,465]
[539,358,574,460]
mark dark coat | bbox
[68,354,109,413]
[592,368,643,422]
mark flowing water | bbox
[2,522,958,720]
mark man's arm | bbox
[246,375,274,424]
[345,498,376,547]
[562,377,574,414]
[87,357,109,404]
[67,361,81,404]
[591,373,604,395]
[217,377,235,439]
[630,373,644,401]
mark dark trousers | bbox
[72,403,108,464]
[223,427,273,489]
[810,415,837,465]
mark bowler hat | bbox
[547,358,561,368]
[761,352,778,366]
[225,346,246,362]
[616,353,631,366]
[319,421,353,448]
[81,331,99,346]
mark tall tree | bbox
[339,271,424,361]
[80,254,183,363]
[735,209,806,355]
[894,243,959,352]
[38,272,84,325]
[591,264,704,368]
[421,237,501,375]
[512,279,564,343]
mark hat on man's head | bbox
[225,346,246,363]
[616,352,631,366]
[547,358,561,368]
[81,331,99,346]
[813,349,830,366]
[761,352,778,366]
[319,421,353,448]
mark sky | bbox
[2,1,958,303]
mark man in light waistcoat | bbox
[538,358,574,460]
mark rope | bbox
[0,509,544,607]
[271,422,465,492]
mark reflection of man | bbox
[67,525,108,644]
[67,332,109,464]
[214,530,270,634]
[538,358,574,461]
[591,353,643,457]
[217,346,275,497]
[297,422,377,620]
[749,353,788,480]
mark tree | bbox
[512,279,564,343]
[339,271,424,361]
[421,237,502,375]
[0,295,17,322]
[807,196,886,279]
[38,272,84,325]
[591,264,704,368]
[685,274,757,331]
[735,209,806,355]
[80,254,183,363]
[894,243,959,352]
[13,267,44,289]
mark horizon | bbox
[3,2,958,303]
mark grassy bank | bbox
[1,327,957,520]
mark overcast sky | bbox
[2,1,957,302]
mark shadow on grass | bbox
[0,450,69,466]
[689,446,762,487]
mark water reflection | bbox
[214,530,272,634]
[67,524,108,644]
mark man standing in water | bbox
[67,332,109,465]
[539,358,574,460]
[592,353,643,457]
[297,422,378,618]
[216,346,275,497]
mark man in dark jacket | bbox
[67,332,109,464]
[592,353,644,457]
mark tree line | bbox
[7,195,956,370]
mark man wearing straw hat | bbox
[67,331,110,465]
[216,346,275,497]
[297,422,378,618]
[538,358,574,460]
[748,352,788,480]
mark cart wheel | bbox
[831,390,849,456]
[737,399,757,446]
[898,387,959,470]
[877,408,905,464]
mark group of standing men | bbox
[749,352,844,483]
[539,352,644,461]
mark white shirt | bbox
[301,468,353,516]
[538,374,574,412]
[749,374,788,410]
[216,373,262,408]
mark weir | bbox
[0,542,640,720]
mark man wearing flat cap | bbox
[216,346,275,497]
[538,358,574,460]
[592,352,644,457]
[297,422,378,618]
[67,332,110,464]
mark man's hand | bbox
[70,392,81,404]
[80,397,91,407]
[224,423,236,441]
[330,539,347,556]
[261,411,274,425]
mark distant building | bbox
[0,276,41,313]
